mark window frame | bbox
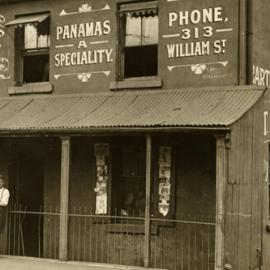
[117,1,158,80]
[13,13,50,85]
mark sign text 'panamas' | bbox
[54,20,113,67]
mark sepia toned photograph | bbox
[0,0,268,270]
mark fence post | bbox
[59,136,70,261]
[144,134,152,267]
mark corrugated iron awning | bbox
[0,86,265,133]
[5,13,49,27]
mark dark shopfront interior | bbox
[0,133,216,269]
[4,138,51,257]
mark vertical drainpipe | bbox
[239,0,248,85]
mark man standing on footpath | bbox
[0,175,9,234]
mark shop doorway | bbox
[8,146,45,257]
[18,154,44,257]
[111,141,146,217]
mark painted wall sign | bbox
[59,3,110,16]
[54,3,113,82]
[0,15,4,39]
[163,1,234,80]
[0,0,238,92]
[253,65,270,88]
[0,15,10,80]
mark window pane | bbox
[23,54,49,83]
[125,14,142,46]
[24,21,50,49]
[37,34,49,48]
[124,45,157,78]
[24,24,37,49]
[142,15,158,45]
[37,18,50,48]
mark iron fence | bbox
[150,217,216,270]
[0,204,60,259]
[68,207,215,270]
[0,205,215,270]
[68,207,145,266]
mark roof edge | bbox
[1,85,266,101]
[0,126,230,136]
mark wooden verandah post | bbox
[215,135,227,270]
[59,136,70,261]
[144,134,152,267]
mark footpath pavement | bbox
[0,256,156,270]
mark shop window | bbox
[119,1,158,79]
[111,145,146,217]
[94,142,175,220]
[7,14,50,84]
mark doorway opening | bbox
[8,139,45,257]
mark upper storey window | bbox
[6,13,50,84]
[119,1,158,79]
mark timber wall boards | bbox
[224,96,264,270]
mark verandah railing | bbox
[0,205,215,270]
[1,204,60,259]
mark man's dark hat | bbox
[0,174,3,179]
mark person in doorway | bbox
[0,175,10,234]
[121,191,135,216]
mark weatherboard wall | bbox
[224,94,265,270]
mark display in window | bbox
[94,143,109,214]
[158,147,171,216]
